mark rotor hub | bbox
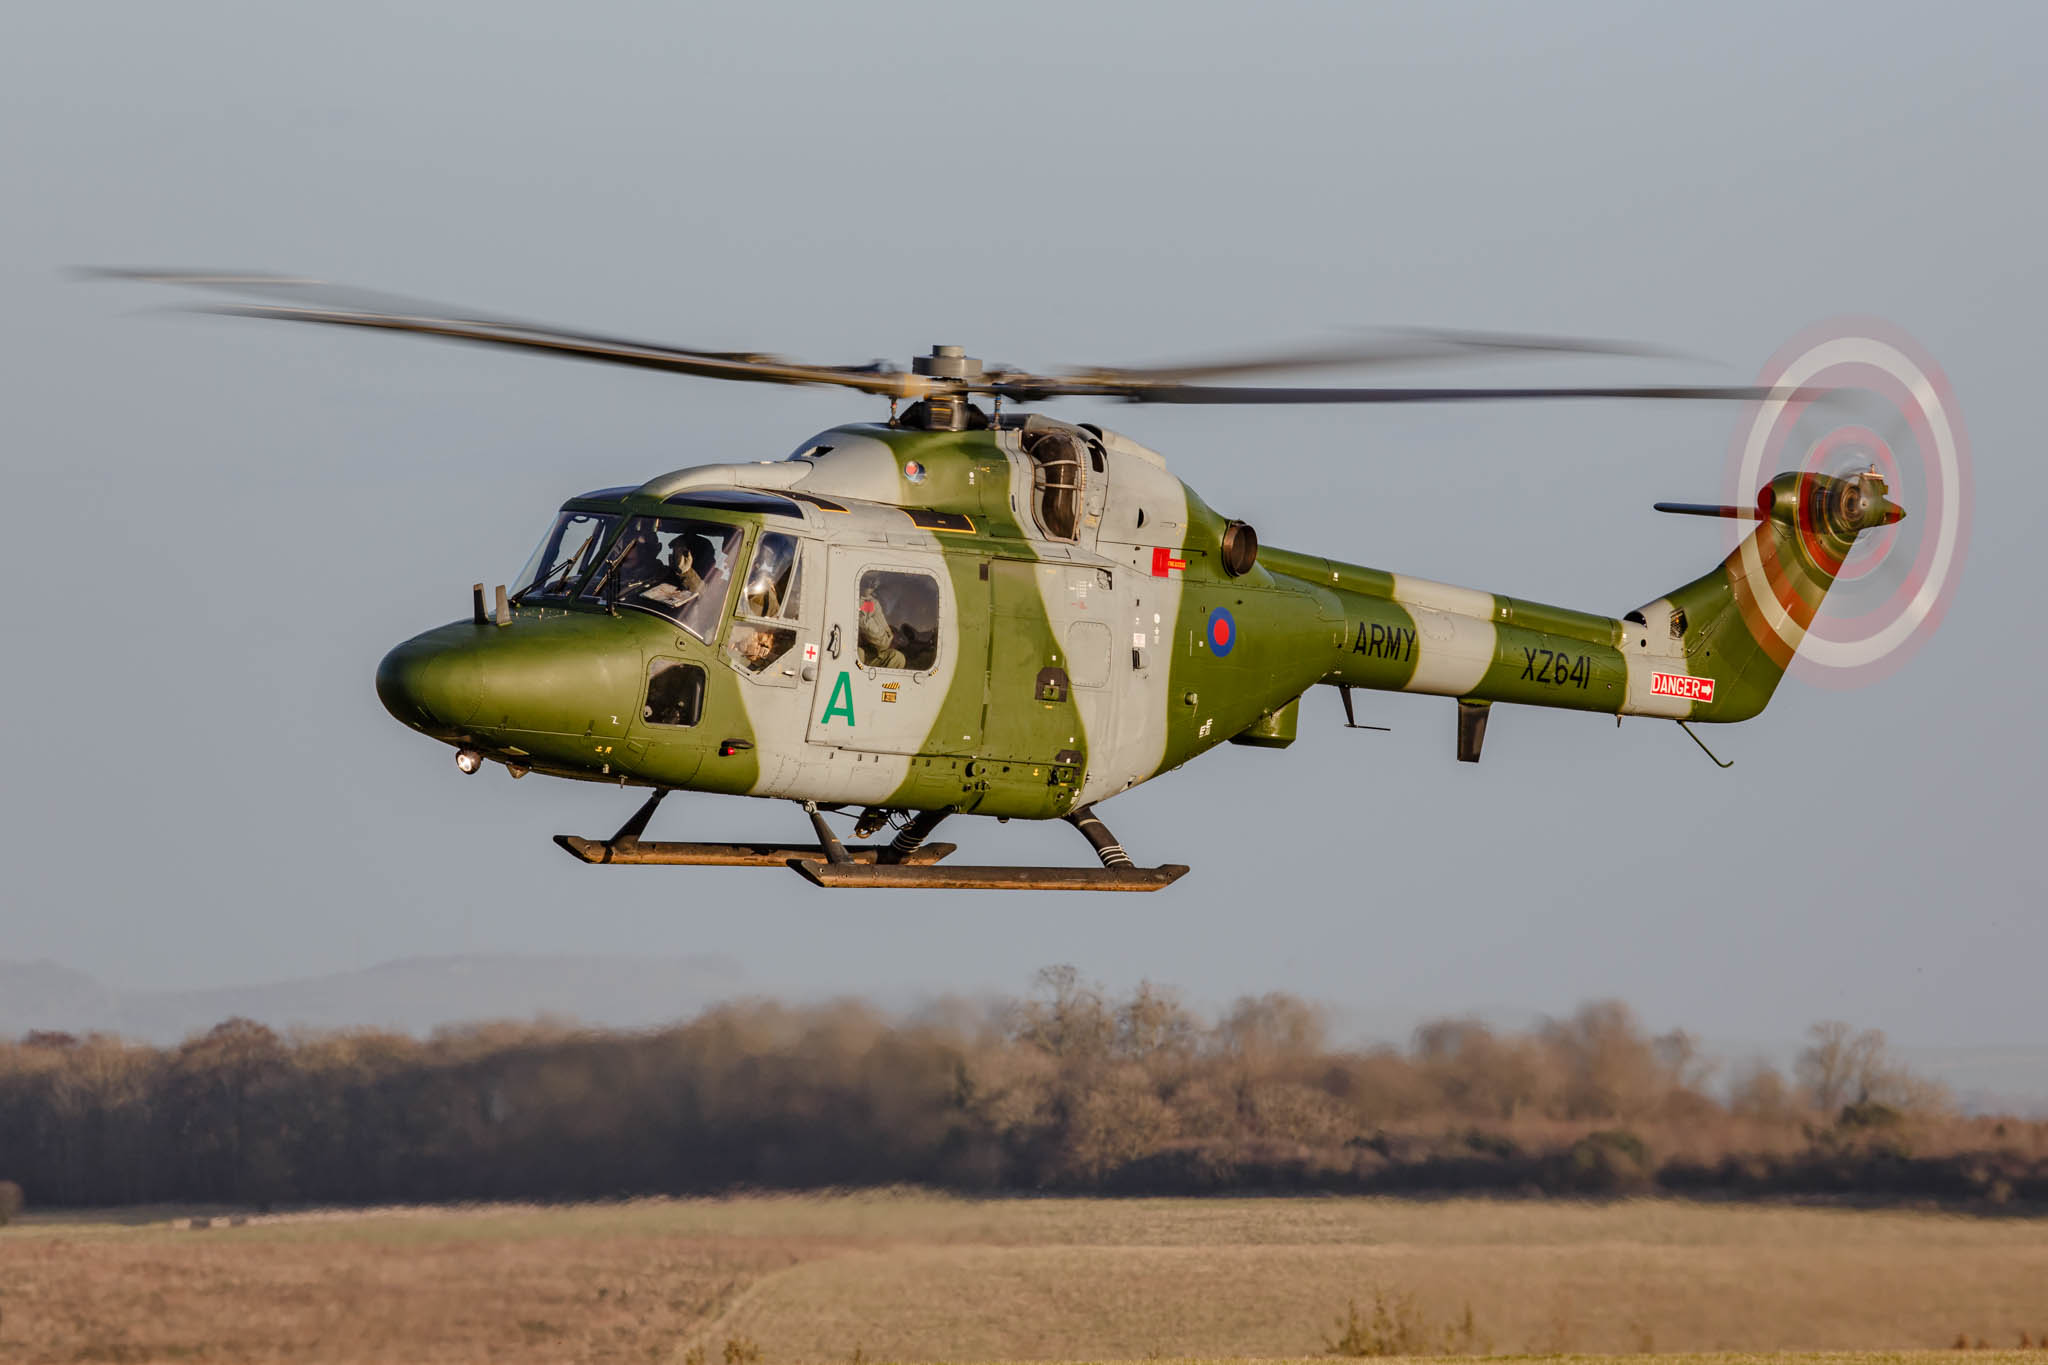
[911,344,982,383]
[900,346,990,430]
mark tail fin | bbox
[1630,470,1904,721]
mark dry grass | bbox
[0,1228,818,1363]
[965,1359,2048,1365]
[3,1194,2046,1363]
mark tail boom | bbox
[1264,469,1898,728]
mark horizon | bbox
[7,952,2042,1115]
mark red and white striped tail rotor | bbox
[1723,319,1971,689]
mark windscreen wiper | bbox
[510,549,588,605]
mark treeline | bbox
[1,967,2042,1210]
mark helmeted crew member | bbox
[671,535,712,594]
[858,590,907,669]
[634,530,711,612]
[616,525,664,593]
[742,538,792,619]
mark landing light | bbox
[455,748,483,775]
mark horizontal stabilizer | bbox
[1653,501,1762,520]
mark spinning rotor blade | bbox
[1054,328,1690,385]
[86,268,1818,408]
[997,380,1822,405]
[199,304,929,396]
[83,268,930,399]
[80,268,773,360]
[1805,408,1920,601]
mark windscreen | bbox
[581,515,746,640]
[512,510,618,603]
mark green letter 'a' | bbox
[820,671,856,726]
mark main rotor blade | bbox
[82,268,548,331]
[1061,327,1690,385]
[992,380,1825,405]
[83,268,927,398]
[201,303,931,396]
[87,269,1817,410]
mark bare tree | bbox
[1013,965,1114,1062]
[1214,993,1326,1065]
[1541,1001,1664,1120]
[1727,1059,1797,1121]
[1797,1022,1885,1112]
[1115,981,1197,1065]
[1414,1019,1547,1120]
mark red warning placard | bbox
[1651,672,1716,703]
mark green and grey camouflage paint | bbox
[377,425,1900,820]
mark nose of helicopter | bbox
[376,625,487,734]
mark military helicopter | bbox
[93,272,1901,890]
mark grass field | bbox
[2,1192,2044,1363]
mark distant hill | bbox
[0,953,741,1043]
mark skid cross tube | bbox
[881,809,950,865]
[1065,803,1134,868]
[611,788,668,845]
[803,801,855,865]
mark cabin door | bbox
[806,547,968,756]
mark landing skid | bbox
[554,836,957,867]
[791,861,1186,891]
[554,793,1185,891]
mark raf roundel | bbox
[1206,607,1237,657]
[902,460,926,484]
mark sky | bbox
[2,2,2042,1055]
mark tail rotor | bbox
[1714,320,1970,689]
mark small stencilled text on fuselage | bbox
[1521,646,1592,689]
[1352,622,1415,662]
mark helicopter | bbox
[92,271,1902,891]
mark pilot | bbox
[668,535,713,594]
[635,532,709,611]
[858,591,907,669]
[616,525,664,592]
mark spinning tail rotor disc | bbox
[1723,319,1971,689]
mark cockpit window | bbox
[643,660,704,727]
[740,532,802,621]
[726,532,805,674]
[856,570,940,671]
[513,510,619,602]
[581,515,744,640]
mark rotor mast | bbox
[903,344,986,431]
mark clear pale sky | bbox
[3,2,2041,1051]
